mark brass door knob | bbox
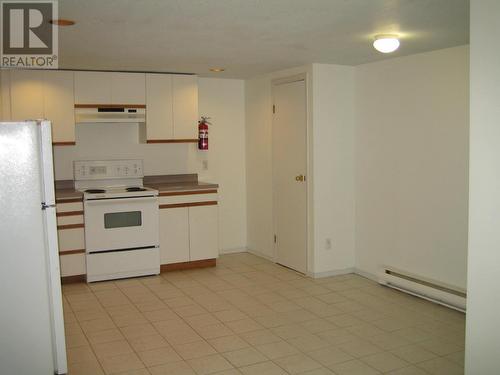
[295,175,305,182]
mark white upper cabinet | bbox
[145,73,173,140]
[74,71,145,105]
[111,72,145,104]
[10,70,44,121]
[172,75,198,139]
[74,71,112,104]
[43,71,75,144]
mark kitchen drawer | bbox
[56,201,83,213]
[59,253,86,277]
[58,228,85,252]
[57,215,84,226]
[159,193,218,206]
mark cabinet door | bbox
[145,73,173,140]
[189,205,219,261]
[159,207,190,264]
[43,71,75,144]
[74,71,112,104]
[0,70,11,121]
[10,70,44,121]
[111,72,145,104]
[172,75,198,139]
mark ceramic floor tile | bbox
[360,352,409,372]
[239,361,288,375]
[208,335,250,353]
[173,340,217,360]
[148,360,196,375]
[255,340,300,359]
[92,339,134,360]
[100,352,145,374]
[137,346,182,367]
[223,347,268,367]
[273,353,322,374]
[62,254,464,375]
[328,359,381,375]
[307,346,354,366]
[188,354,234,375]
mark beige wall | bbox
[53,77,247,253]
[466,1,500,372]
[354,45,469,289]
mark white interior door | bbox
[273,79,307,274]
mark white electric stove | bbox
[74,160,160,282]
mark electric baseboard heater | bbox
[378,267,466,312]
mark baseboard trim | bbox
[308,267,355,279]
[160,259,216,272]
[353,268,379,282]
[61,274,86,284]
[219,247,248,255]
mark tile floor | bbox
[62,253,465,375]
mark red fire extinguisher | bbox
[198,116,210,150]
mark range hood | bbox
[75,105,146,124]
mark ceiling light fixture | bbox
[209,68,225,72]
[373,34,400,53]
[49,19,76,26]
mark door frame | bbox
[271,73,313,275]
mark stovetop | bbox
[82,186,158,199]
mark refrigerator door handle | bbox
[39,120,57,206]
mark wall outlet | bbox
[202,160,208,170]
[325,238,332,250]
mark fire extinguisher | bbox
[198,116,210,150]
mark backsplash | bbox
[52,122,206,180]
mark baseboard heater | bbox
[378,267,466,312]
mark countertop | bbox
[54,174,218,201]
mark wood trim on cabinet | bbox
[56,210,84,217]
[159,201,218,209]
[61,274,86,284]
[57,223,84,230]
[159,190,217,197]
[74,104,146,108]
[53,141,76,146]
[56,198,83,204]
[160,259,216,272]
[60,249,86,255]
[146,139,198,144]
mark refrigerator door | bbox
[39,120,56,206]
[38,120,68,374]
[0,121,56,374]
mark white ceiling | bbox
[57,0,469,78]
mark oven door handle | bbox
[85,196,158,205]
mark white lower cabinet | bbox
[189,205,219,261]
[159,201,219,264]
[57,201,86,278]
[159,207,190,264]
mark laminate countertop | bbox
[54,174,218,201]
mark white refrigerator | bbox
[0,121,67,374]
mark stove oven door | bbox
[84,196,159,253]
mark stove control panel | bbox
[74,160,143,180]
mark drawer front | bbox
[58,228,85,252]
[56,201,83,213]
[59,253,86,277]
[159,193,218,206]
[57,215,84,226]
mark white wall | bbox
[311,64,356,274]
[355,46,469,289]
[466,1,500,372]
[245,65,314,262]
[53,77,247,253]
[245,64,356,275]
